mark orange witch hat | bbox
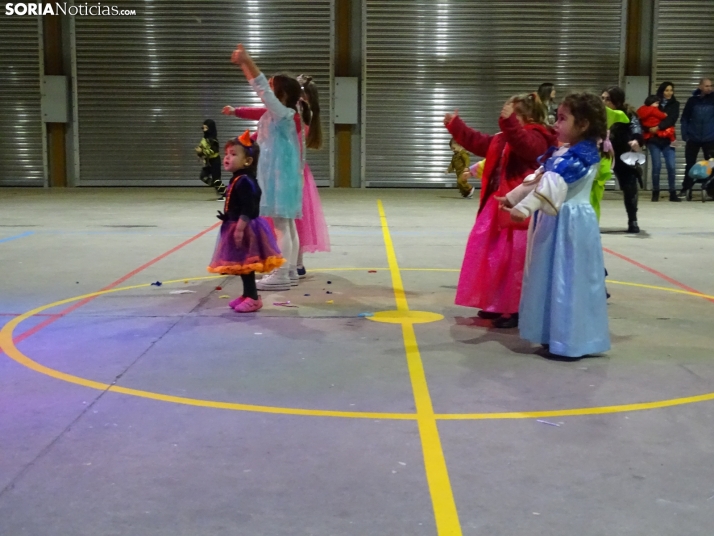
[237,130,253,147]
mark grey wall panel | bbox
[74,1,332,187]
[652,0,714,189]
[363,0,625,187]
[0,17,44,186]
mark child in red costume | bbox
[444,94,556,328]
[637,95,676,143]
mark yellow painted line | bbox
[377,200,462,535]
[607,280,714,300]
[0,282,414,421]
[436,391,714,420]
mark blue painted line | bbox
[0,231,34,244]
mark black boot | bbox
[493,313,519,329]
[477,310,502,320]
[627,221,640,234]
[651,191,659,202]
[670,190,682,202]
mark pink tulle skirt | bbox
[455,195,528,314]
[295,164,330,253]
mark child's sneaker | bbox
[234,296,263,313]
[229,296,246,309]
[288,267,300,286]
[297,265,307,279]
[256,270,291,291]
[466,187,475,199]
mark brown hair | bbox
[510,92,548,125]
[272,74,302,112]
[297,74,323,150]
[224,137,260,177]
[560,92,607,141]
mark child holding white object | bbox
[231,44,304,292]
[500,93,610,359]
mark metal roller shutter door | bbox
[73,1,333,186]
[0,17,44,186]
[363,1,625,187]
[653,0,714,189]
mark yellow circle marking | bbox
[2,272,714,421]
[368,310,444,325]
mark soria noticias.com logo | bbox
[5,2,136,16]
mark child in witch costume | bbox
[207,131,285,313]
[196,119,226,198]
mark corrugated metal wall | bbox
[362,0,626,187]
[0,17,44,186]
[73,0,333,187]
[652,0,714,188]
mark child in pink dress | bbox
[223,74,330,280]
[444,94,556,328]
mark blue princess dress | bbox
[507,140,610,358]
[249,73,304,219]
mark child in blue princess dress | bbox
[499,93,610,359]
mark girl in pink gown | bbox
[444,94,556,328]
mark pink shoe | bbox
[229,296,246,309]
[234,296,263,313]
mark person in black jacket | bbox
[602,86,645,232]
[196,119,226,198]
[680,78,714,200]
[647,81,681,202]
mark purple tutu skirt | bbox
[295,163,330,253]
[207,217,285,275]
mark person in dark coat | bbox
[647,82,681,202]
[680,78,714,200]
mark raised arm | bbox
[236,107,267,120]
[499,114,551,162]
[231,44,260,81]
[231,44,294,119]
[445,115,493,158]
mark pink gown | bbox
[455,195,527,313]
[446,114,556,315]
[235,107,330,253]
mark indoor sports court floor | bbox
[1,188,713,535]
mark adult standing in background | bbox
[538,82,557,125]
[647,81,681,202]
[680,78,714,200]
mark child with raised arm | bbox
[230,44,304,292]
[223,73,330,280]
[444,93,556,328]
[500,93,610,359]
